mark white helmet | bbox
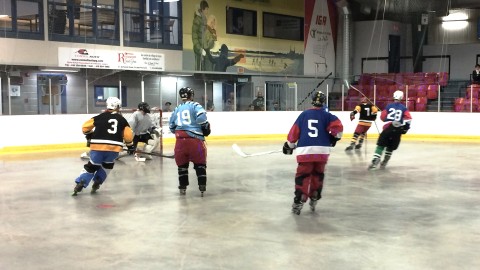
[106,97,121,110]
[393,90,404,101]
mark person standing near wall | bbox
[282,91,343,215]
[252,91,265,111]
[472,64,480,84]
[169,87,211,197]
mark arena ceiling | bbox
[346,0,480,22]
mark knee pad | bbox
[102,162,114,170]
[193,164,206,176]
[84,162,101,173]
[178,164,189,176]
[295,174,308,186]
[194,164,207,186]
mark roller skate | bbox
[72,181,85,196]
[179,186,186,195]
[199,185,206,197]
[354,144,362,150]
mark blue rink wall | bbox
[0,111,479,153]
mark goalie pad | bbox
[143,133,160,153]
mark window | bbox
[263,12,303,41]
[226,7,256,36]
[94,85,127,107]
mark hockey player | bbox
[72,97,134,195]
[169,87,211,196]
[283,91,343,215]
[345,97,378,151]
[127,102,160,160]
[368,90,412,170]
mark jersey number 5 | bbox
[308,119,318,137]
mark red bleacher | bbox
[347,72,448,111]
[454,84,480,112]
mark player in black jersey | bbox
[72,97,134,195]
[345,97,378,151]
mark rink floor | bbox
[1,138,479,270]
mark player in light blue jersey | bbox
[169,87,211,196]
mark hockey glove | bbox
[401,123,410,134]
[282,142,295,155]
[201,122,211,136]
[350,112,355,121]
[329,135,341,147]
[85,133,93,147]
[126,144,136,155]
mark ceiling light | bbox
[442,21,468,30]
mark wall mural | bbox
[182,0,329,76]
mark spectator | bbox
[163,101,172,112]
[252,91,265,111]
[472,64,480,84]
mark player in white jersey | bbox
[127,102,160,159]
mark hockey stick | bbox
[232,144,282,158]
[135,150,175,159]
[298,72,333,106]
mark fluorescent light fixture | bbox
[40,67,80,73]
[158,0,179,2]
[441,11,468,30]
[442,21,468,30]
[442,12,468,22]
[0,15,9,18]
[165,73,193,77]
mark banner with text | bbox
[58,47,164,71]
[304,0,337,76]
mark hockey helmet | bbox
[393,90,404,101]
[179,87,194,100]
[106,97,121,110]
[138,102,150,113]
[311,91,326,107]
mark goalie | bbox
[126,102,161,160]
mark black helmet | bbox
[179,87,194,100]
[311,91,326,107]
[138,102,150,113]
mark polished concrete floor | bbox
[1,139,479,270]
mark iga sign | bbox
[58,47,164,71]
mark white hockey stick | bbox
[232,144,282,158]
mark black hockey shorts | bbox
[377,126,403,151]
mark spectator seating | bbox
[348,72,447,112]
[454,84,480,112]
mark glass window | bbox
[226,7,257,36]
[263,12,304,41]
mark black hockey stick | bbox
[135,150,175,159]
[297,72,333,106]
